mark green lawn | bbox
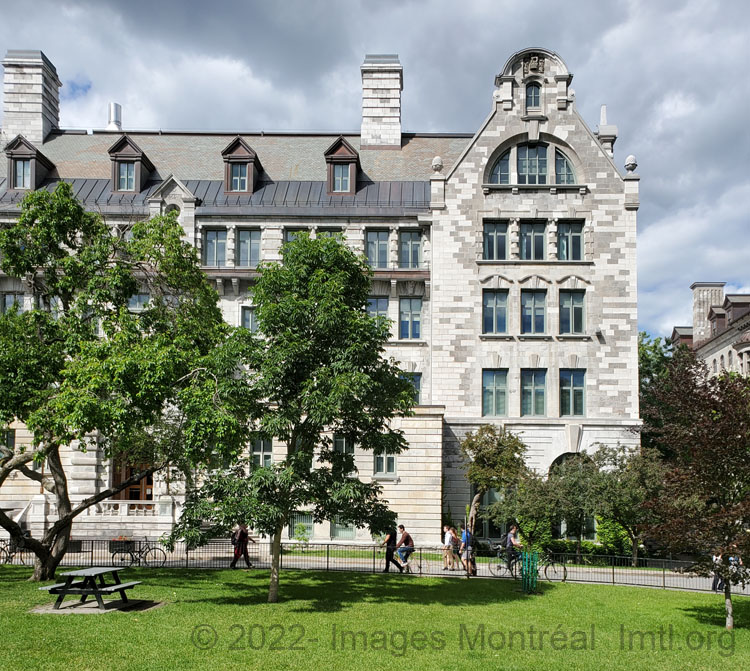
[2,565,747,670]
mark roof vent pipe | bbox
[106,102,122,131]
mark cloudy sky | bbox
[1,0,748,337]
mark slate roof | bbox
[0,129,470,214]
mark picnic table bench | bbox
[39,567,141,610]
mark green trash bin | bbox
[521,551,538,593]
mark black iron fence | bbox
[1,539,739,595]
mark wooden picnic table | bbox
[39,567,141,610]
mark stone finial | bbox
[599,104,608,126]
[596,103,618,157]
[431,156,443,174]
[625,155,637,173]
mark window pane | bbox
[241,306,258,332]
[489,151,510,185]
[521,369,545,416]
[366,231,388,268]
[399,231,420,268]
[482,369,506,416]
[367,297,388,320]
[483,222,507,260]
[237,229,261,267]
[231,164,248,191]
[399,297,421,339]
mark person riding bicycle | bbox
[505,523,522,570]
[394,524,415,567]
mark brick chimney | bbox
[360,54,402,148]
[1,50,62,147]
[691,282,725,344]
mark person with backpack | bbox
[230,523,256,569]
[459,523,476,575]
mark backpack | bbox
[231,530,239,547]
[499,533,508,549]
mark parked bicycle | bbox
[488,544,567,582]
[110,538,167,567]
[0,532,29,565]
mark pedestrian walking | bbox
[230,523,256,569]
[380,527,403,573]
[442,525,454,570]
[460,523,476,575]
[450,527,461,569]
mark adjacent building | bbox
[0,48,641,545]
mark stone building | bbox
[0,48,640,545]
[672,282,750,375]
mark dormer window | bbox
[117,161,135,191]
[526,83,541,109]
[13,159,31,189]
[4,135,54,191]
[333,163,350,192]
[221,137,261,194]
[324,136,359,196]
[230,163,248,192]
[108,135,154,194]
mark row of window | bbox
[483,288,585,335]
[489,145,577,186]
[201,228,424,269]
[482,368,585,417]
[483,220,583,261]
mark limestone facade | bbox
[0,48,640,546]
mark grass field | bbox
[2,565,747,671]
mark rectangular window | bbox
[317,228,342,239]
[1,293,24,314]
[482,290,508,334]
[117,162,135,191]
[333,435,354,455]
[333,164,350,192]
[483,221,508,260]
[374,453,396,476]
[284,228,305,244]
[398,231,421,269]
[1,428,15,453]
[482,369,507,417]
[330,516,356,540]
[399,297,422,339]
[521,369,546,416]
[128,293,150,312]
[400,373,422,405]
[202,229,227,267]
[559,290,585,334]
[237,229,261,267]
[366,230,389,269]
[517,145,547,185]
[251,437,272,468]
[560,369,585,416]
[13,159,31,189]
[367,296,388,320]
[521,290,546,334]
[230,163,248,192]
[557,222,583,261]
[288,512,314,539]
[241,306,258,333]
[520,222,546,260]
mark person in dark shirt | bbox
[395,524,415,568]
[380,527,403,573]
[230,523,256,569]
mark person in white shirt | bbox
[442,525,455,570]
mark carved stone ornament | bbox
[431,156,444,173]
[523,55,545,75]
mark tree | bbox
[0,183,250,580]
[645,347,750,629]
[460,425,528,541]
[167,234,415,603]
[547,453,598,563]
[638,332,673,455]
[592,445,666,566]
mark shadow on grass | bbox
[680,594,750,630]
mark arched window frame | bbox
[555,149,576,185]
[489,149,510,185]
[484,136,583,188]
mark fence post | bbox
[90,540,94,568]
[326,544,330,572]
[662,561,666,589]
[372,546,376,573]
[612,556,615,585]
[185,544,189,568]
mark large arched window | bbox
[489,150,510,184]
[526,83,541,109]
[517,144,547,185]
[555,149,576,184]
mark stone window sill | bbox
[518,334,553,341]
[479,334,514,341]
[557,334,592,341]
[387,340,428,347]
[477,260,593,266]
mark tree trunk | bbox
[631,535,639,568]
[267,526,283,604]
[724,581,733,630]
[31,524,71,581]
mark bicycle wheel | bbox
[143,546,167,568]
[489,560,506,577]
[544,561,567,582]
[0,546,11,565]
[112,550,137,567]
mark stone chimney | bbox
[691,282,725,344]
[360,54,402,148]
[1,50,62,147]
